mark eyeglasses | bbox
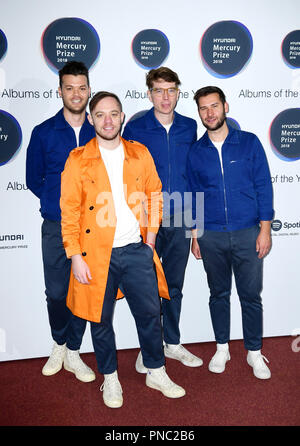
[150,87,179,96]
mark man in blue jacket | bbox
[26,61,95,382]
[123,67,203,371]
[188,86,274,380]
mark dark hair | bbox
[146,67,181,89]
[193,86,226,107]
[59,61,89,87]
[89,91,123,113]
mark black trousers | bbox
[156,216,191,344]
[42,219,87,350]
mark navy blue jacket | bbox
[26,108,95,221]
[123,107,197,215]
[187,126,274,231]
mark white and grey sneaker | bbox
[100,371,123,408]
[135,351,148,374]
[247,351,271,380]
[146,366,186,398]
[42,342,66,376]
[208,344,230,374]
[164,344,203,367]
[64,348,95,382]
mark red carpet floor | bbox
[0,336,299,427]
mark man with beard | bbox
[26,61,95,382]
[187,86,274,380]
[60,91,185,408]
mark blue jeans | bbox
[42,219,87,350]
[156,216,191,345]
[198,226,263,351]
[90,241,164,374]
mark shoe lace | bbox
[254,354,269,369]
[180,347,194,362]
[173,344,200,360]
[67,350,89,371]
[177,344,187,354]
[212,349,228,365]
[153,366,176,389]
[49,343,65,361]
[100,375,122,395]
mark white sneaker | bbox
[42,342,66,376]
[247,351,271,380]
[208,344,230,374]
[146,366,186,398]
[64,348,96,382]
[135,351,148,374]
[100,371,123,408]
[164,344,203,367]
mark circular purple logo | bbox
[227,117,241,130]
[282,30,300,68]
[270,108,300,161]
[0,110,22,166]
[0,29,8,62]
[132,29,170,69]
[42,17,100,72]
[200,21,253,78]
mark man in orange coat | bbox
[60,91,185,408]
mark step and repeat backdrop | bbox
[1,0,299,361]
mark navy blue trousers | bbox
[156,216,191,345]
[42,219,87,350]
[198,226,263,351]
[90,241,164,375]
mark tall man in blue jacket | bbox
[123,67,203,371]
[26,61,95,382]
[188,86,274,380]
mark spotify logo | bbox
[271,220,282,232]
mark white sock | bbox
[248,349,261,356]
[166,343,179,351]
[104,370,117,378]
[217,343,229,351]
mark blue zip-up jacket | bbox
[187,126,274,231]
[26,108,95,221]
[123,107,197,215]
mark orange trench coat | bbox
[60,136,170,323]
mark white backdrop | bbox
[1,0,299,361]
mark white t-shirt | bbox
[99,142,141,248]
[72,126,81,147]
[162,123,172,133]
[213,140,225,174]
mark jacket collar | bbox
[200,124,240,148]
[144,107,184,130]
[54,108,90,130]
[81,136,139,160]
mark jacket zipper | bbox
[222,175,228,225]
[220,148,228,226]
[166,130,171,193]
